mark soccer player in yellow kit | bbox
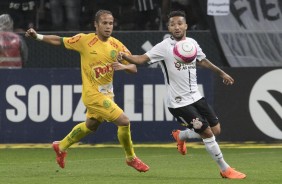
[25,10,149,172]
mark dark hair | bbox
[94,10,113,23]
[168,10,186,20]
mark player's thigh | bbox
[194,98,219,127]
[168,105,209,133]
[86,95,123,123]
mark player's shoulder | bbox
[77,33,96,39]
[63,33,97,47]
[109,36,123,44]
[72,33,98,39]
[107,36,126,49]
[154,36,174,48]
[185,37,198,44]
[64,33,86,41]
[163,36,173,43]
[163,35,180,45]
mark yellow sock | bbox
[59,122,92,151]
[117,125,136,160]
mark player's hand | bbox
[221,73,234,85]
[117,52,126,61]
[112,61,126,71]
[25,28,38,39]
[191,118,203,129]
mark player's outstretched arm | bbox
[112,61,137,73]
[25,28,62,46]
[119,52,150,65]
[197,58,234,85]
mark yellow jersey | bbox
[63,33,131,105]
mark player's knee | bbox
[212,128,221,136]
[211,123,221,136]
[114,113,130,126]
[86,118,101,131]
[199,127,214,138]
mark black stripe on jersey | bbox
[161,60,170,85]
[188,69,192,92]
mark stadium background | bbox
[1,0,282,144]
[24,31,226,68]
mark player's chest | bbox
[86,42,118,62]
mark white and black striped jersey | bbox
[146,36,206,108]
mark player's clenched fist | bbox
[25,28,37,39]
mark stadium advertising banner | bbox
[213,0,282,67]
[0,68,213,143]
[1,68,281,143]
[214,67,282,142]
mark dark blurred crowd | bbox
[0,0,209,32]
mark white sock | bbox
[179,129,201,140]
[203,136,230,171]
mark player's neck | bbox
[96,34,109,42]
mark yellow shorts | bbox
[84,93,123,123]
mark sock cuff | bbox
[118,124,130,128]
[202,135,215,143]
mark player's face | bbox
[168,16,188,41]
[95,13,114,41]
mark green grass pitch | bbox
[0,145,281,184]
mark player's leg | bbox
[169,105,232,173]
[113,113,135,160]
[169,105,203,155]
[112,112,149,172]
[169,104,204,138]
[53,95,103,169]
[198,126,230,171]
[199,128,246,179]
[191,99,246,179]
[53,118,101,168]
[98,96,149,172]
[211,123,221,136]
[191,99,231,173]
[98,97,136,161]
[173,97,221,141]
[194,97,221,136]
[59,119,99,151]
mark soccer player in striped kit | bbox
[119,10,246,179]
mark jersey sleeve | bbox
[145,41,166,64]
[63,33,85,52]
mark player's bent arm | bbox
[122,54,150,65]
[198,58,234,85]
[197,58,225,76]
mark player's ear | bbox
[94,21,97,29]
